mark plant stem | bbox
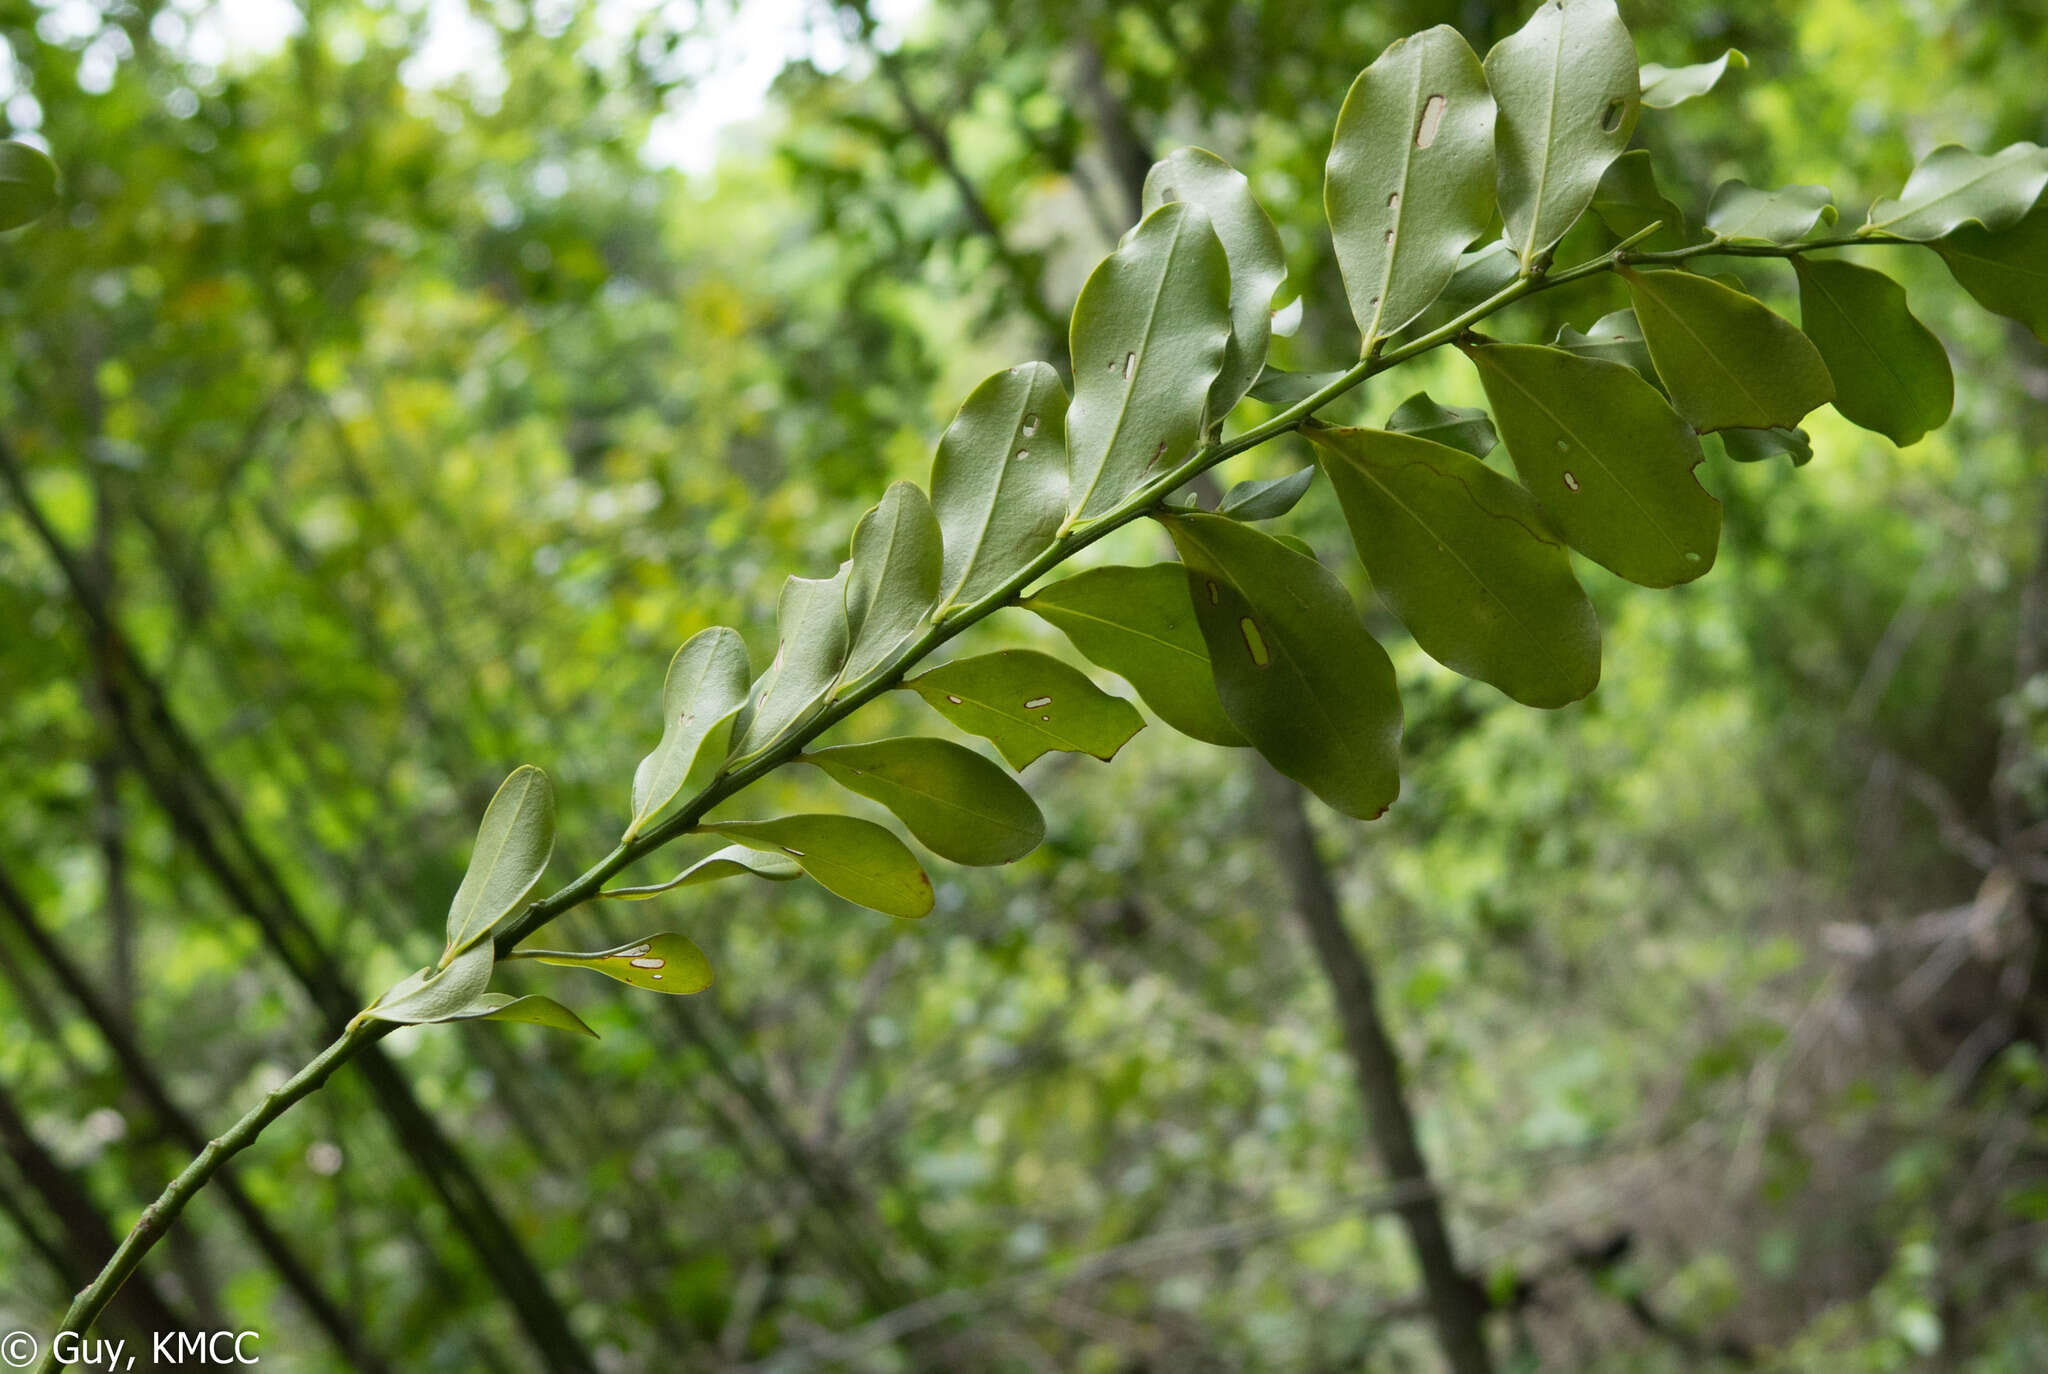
[47,226,1925,1350]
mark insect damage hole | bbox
[1562,471,1580,492]
[1023,696,1053,710]
[1239,618,1271,667]
[1021,413,1039,437]
[1601,98,1627,133]
[1415,94,1447,148]
[628,957,666,970]
[1122,351,1136,379]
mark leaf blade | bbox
[628,627,751,836]
[1621,267,1835,432]
[1793,257,1952,446]
[517,933,714,995]
[805,737,1045,866]
[701,815,934,919]
[444,766,556,957]
[930,363,1070,613]
[843,481,942,682]
[902,649,1145,769]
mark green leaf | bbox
[444,766,555,957]
[1592,150,1690,252]
[1862,142,2048,242]
[627,627,750,837]
[902,649,1145,769]
[929,363,1070,615]
[804,737,1044,866]
[1066,202,1233,522]
[1385,391,1497,458]
[1311,427,1600,708]
[1020,564,1244,747]
[1716,426,1813,467]
[1934,201,2048,344]
[700,815,934,918]
[514,933,714,995]
[1705,180,1837,244]
[1402,239,1520,338]
[0,142,57,230]
[1325,25,1497,347]
[1143,148,1286,422]
[1637,48,1746,108]
[1466,340,1719,587]
[1553,309,1656,380]
[445,994,598,1037]
[1621,267,1835,432]
[1485,0,1641,267]
[601,844,803,899]
[1247,366,1348,408]
[1793,257,1952,447]
[365,941,494,1025]
[733,566,851,755]
[843,481,942,682]
[1218,467,1316,521]
[1162,513,1402,820]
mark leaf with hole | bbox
[1862,142,2048,242]
[602,845,803,900]
[1163,513,1401,820]
[1934,201,2048,344]
[1485,0,1640,266]
[1466,340,1719,587]
[804,737,1044,866]
[0,142,57,230]
[1705,181,1836,244]
[700,815,933,918]
[733,566,851,755]
[628,627,750,838]
[1385,391,1497,458]
[1066,202,1233,521]
[843,481,942,682]
[1218,467,1316,521]
[514,933,713,996]
[1021,564,1244,747]
[1621,267,1834,432]
[1793,257,1952,447]
[1638,48,1746,108]
[1143,148,1286,422]
[903,650,1145,769]
[1325,24,1497,347]
[443,766,555,957]
[930,363,1069,615]
[1592,150,1690,252]
[1312,426,1600,707]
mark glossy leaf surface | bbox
[1467,340,1719,587]
[1862,142,2048,242]
[1021,563,1244,747]
[1485,0,1640,266]
[444,766,555,956]
[903,649,1145,769]
[1592,150,1690,252]
[1935,202,2048,343]
[1385,391,1497,458]
[843,481,942,682]
[1312,426,1600,707]
[603,845,803,900]
[1325,25,1497,346]
[702,815,934,918]
[366,941,494,1025]
[1793,257,1952,446]
[1621,267,1834,432]
[1218,467,1316,522]
[1553,309,1656,379]
[1163,513,1402,820]
[805,737,1043,866]
[1066,202,1232,521]
[1705,181,1836,244]
[628,627,750,836]
[929,363,1070,614]
[733,566,851,754]
[1638,48,1746,108]
[517,934,714,996]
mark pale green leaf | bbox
[1621,267,1835,432]
[732,566,851,755]
[1467,339,1719,587]
[1247,366,1348,409]
[1862,142,2048,242]
[1705,180,1836,244]
[700,815,934,919]
[1325,25,1497,346]
[444,766,555,957]
[1485,0,1641,267]
[1385,391,1497,458]
[1163,513,1402,820]
[902,649,1145,769]
[365,941,493,1025]
[804,737,1044,866]
[1934,201,2048,344]
[843,481,942,682]
[1716,426,1813,467]
[1143,147,1286,422]
[1553,309,1656,380]
[930,363,1070,614]
[1637,48,1746,108]
[1020,563,1244,747]
[1400,239,1520,338]
[1794,258,1952,446]
[445,994,598,1037]
[601,844,802,900]
[1592,150,1690,252]
[1313,427,1600,707]
[628,627,750,837]
[514,933,713,995]
[0,142,57,230]
[1066,202,1233,521]
[1218,467,1316,521]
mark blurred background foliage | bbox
[1,0,2046,1369]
